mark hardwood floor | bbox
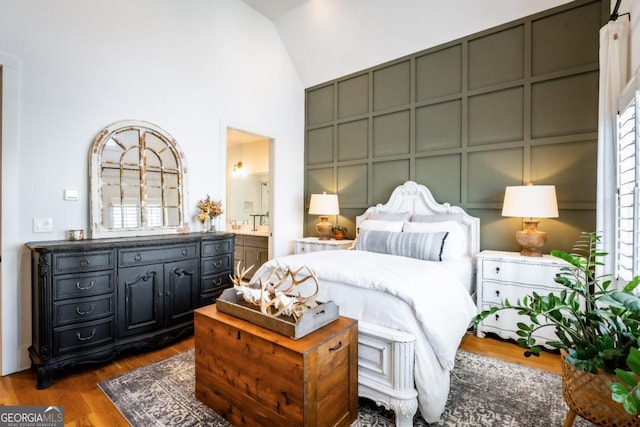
[0,332,560,426]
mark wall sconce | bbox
[308,192,339,240]
[502,184,559,257]
[233,162,246,177]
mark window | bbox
[90,120,189,238]
[616,90,640,283]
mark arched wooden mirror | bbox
[90,120,189,238]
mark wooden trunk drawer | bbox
[53,250,115,274]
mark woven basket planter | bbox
[561,351,640,427]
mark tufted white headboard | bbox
[355,181,480,259]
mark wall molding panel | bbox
[304,0,609,251]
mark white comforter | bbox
[250,249,477,422]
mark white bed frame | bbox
[353,181,480,426]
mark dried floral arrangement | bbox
[231,262,320,322]
[197,195,223,224]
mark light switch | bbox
[64,189,79,201]
[33,217,53,233]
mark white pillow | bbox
[357,219,404,233]
[403,220,466,260]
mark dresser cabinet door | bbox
[164,259,199,326]
[118,265,163,337]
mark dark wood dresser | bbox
[25,232,234,389]
[194,304,358,427]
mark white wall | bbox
[274,0,575,88]
[625,0,640,75]
[0,0,304,375]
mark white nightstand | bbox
[294,237,354,254]
[475,250,569,346]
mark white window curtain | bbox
[597,17,629,285]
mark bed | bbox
[250,181,479,425]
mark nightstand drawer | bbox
[481,280,562,305]
[482,259,561,286]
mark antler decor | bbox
[231,261,320,322]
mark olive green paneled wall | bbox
[304,0,609,253]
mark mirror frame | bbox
[89,120,190,238]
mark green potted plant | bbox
[474,232,640,424]
[332,224,347,240]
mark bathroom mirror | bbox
[228,173,269,231]
[90,120,189,238]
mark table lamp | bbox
[308,192,339,240]
[502,185,558,257]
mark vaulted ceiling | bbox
[240,0,580,87]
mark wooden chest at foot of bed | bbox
[194,304,358,427]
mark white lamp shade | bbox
[502,185,559,219]
[309,193,340,215]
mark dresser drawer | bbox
[201,273,232,295]
[54,295,115,326]
[482,259,561,286]
[202,239,233,257]
[54,271,115,300]
[201,254,232,276]
[119,244,198,266]
[54,318,115,354]
[53,250,115,274]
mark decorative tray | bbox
[216,288,339,340]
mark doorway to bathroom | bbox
[226,128,271,234]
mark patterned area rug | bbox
[99,348,597,426]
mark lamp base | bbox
[315,216,333,240]
[516,220,547,257]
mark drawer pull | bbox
[79,258,90,268]
[182,249,189,256]
[329,341,343,352]
[75,304,96,316]
[76,328,96,341]
[495,267,500,274]
[495,290,500,298]
[134,253,142,262]
[494,314,500,321]
[215,244,221,252]
[212,278,222,286]
[76,281,95,291]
